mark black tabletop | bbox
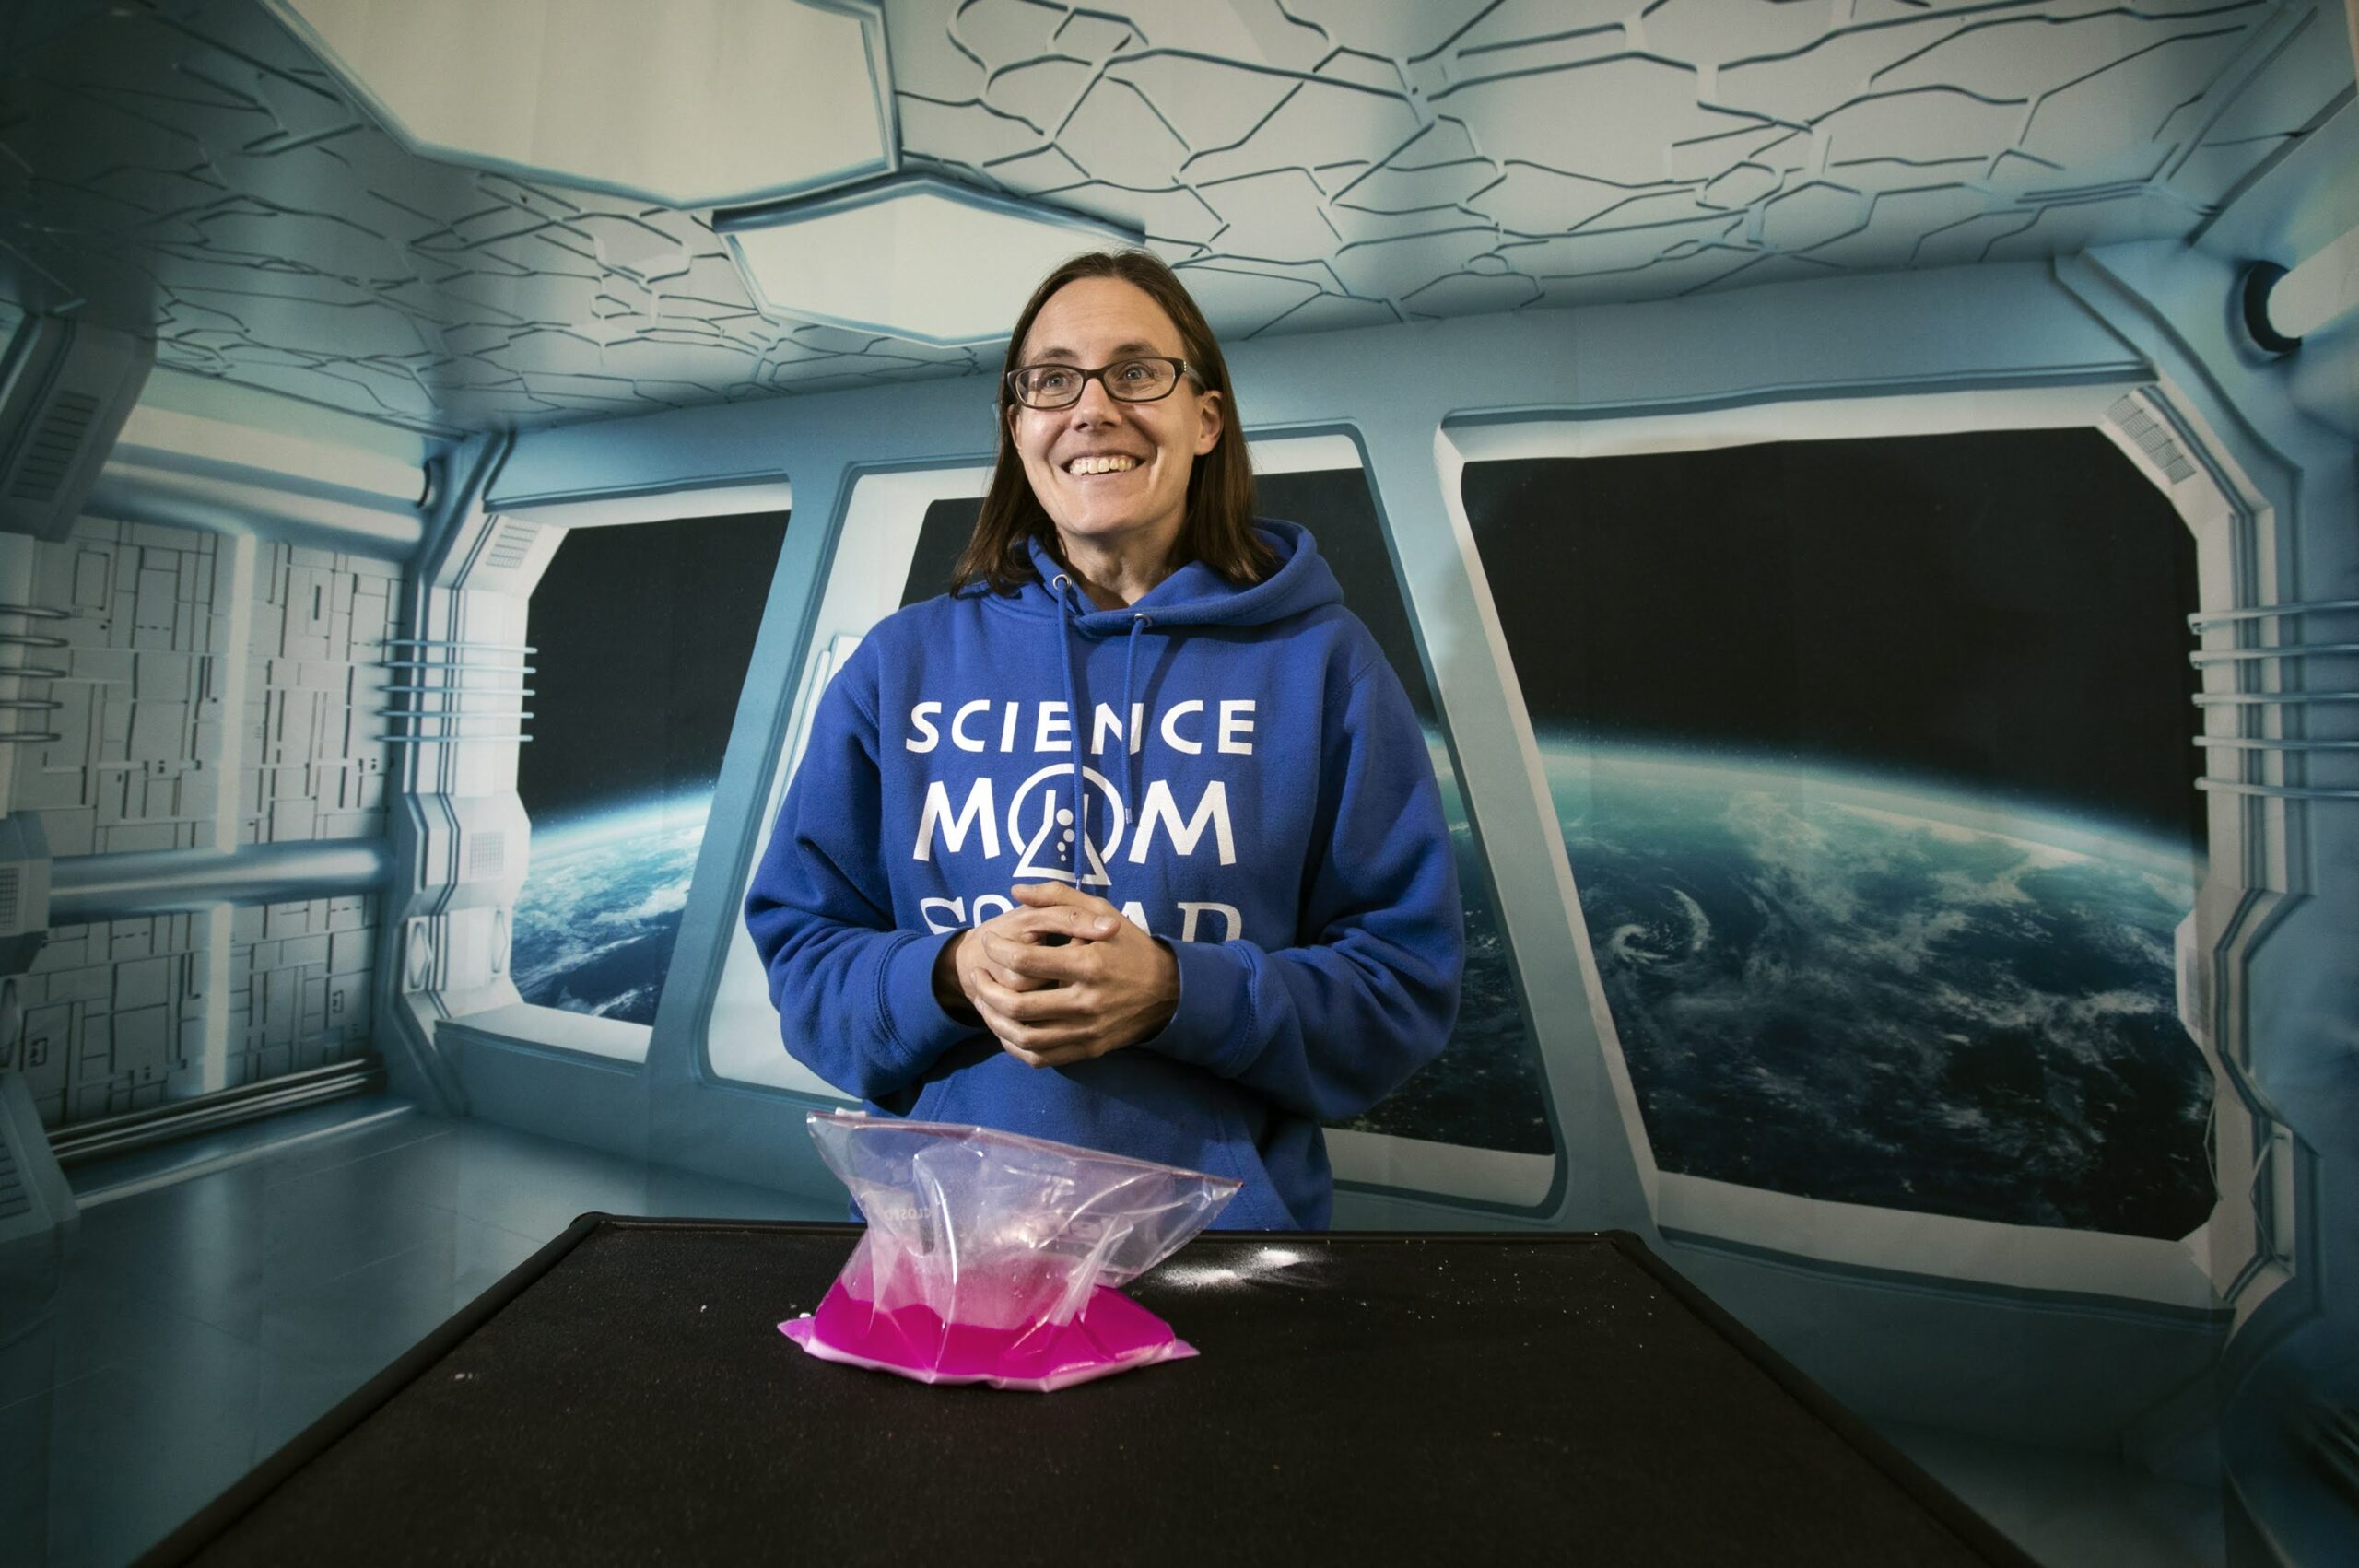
[144,1217,2032,1567]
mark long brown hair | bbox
[950,251,1271,595]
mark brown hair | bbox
[950,251,1271,595]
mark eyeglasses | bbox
[1004,356,1197,410]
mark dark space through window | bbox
[1466,429,2212,1235]
[512,511,789,1025]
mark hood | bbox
[1006,519,1343,633]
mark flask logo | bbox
[1006,764,1128,885]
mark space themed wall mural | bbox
[516,436,2212,1232]
[509,513,788,1026]
[7,0,2356,1560]
[1256,468,1554,1158]
[1465,429,2212,1238]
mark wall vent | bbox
[470,828,505,878]
[2107,395,2198,486]
[0,1140,29,1222]
[485,520,540,572]
[0,315,154,541]
[5,390,99,503]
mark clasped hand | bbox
[938,883,1180,1069]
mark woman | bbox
[743,251,1461,1230]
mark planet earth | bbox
[1526,742,2212,1239]
[1339,753,1554,1154]
[511,747,2217,1241]
[511,798,709,1027]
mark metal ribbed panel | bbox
[485,520,540,571]
[2107,395,2197,486]
[5,389,99,502]
[0,1138,29,1221]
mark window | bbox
[511,511,788,1027]
[709,467,989,1093]
[1462,428,2212,1237]
[1257,468,1552,1160]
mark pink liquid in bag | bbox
[780,1278,1192,1391]
[777,1113,1238,1392]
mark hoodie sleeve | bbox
[1140,649,1463,1122]
[742,642,972,1102]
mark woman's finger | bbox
[985,958,1052,992]
[983,934,1087,981]
[999,1038,1053,1069]
[975,997,1067,1049]
[1000,1023,1098,1070]
[1009,883,1124,930]
[957,946,1039,1000]
[969,940,1052,989]
[969,974,1038,1022]
[1019,1038,1103,1069]
[980,1007,1091,1063]
[987,905,1120,945]
[974,972,1097,1024]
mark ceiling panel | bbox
[0,0,2345,437]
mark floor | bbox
[0,1098,2228,1568]
[1884,1422,2225,1568]
[0,1096,838,1568]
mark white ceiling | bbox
[0,0,2347,435]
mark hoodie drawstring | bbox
[1120,611,1148,892]
[1050,574,1087,887]
[1049,572,1154,902]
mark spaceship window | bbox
[511,510,788,1029]
[1463,428,2212,1237]
[1259,467,1554,1158]
[898,497,981,606]
[709,464,992,1097]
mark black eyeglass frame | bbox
[1003,356,1202,411]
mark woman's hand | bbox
[931,900,1076,1023]
[967,883,1180,1069]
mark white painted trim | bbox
[1658,1172,2221,1311]
[1444,382,2129,463]
[1247,431,1363,474]
[492,478,795,530]
[706,463,990,1097]
[446,1000,650,1064]
[1328,1127,1555,1207]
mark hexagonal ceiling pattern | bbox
[260,0,893,209]
[0,0,2346,438]
[0,0,983,434]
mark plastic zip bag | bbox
[780,1112,1241,1391]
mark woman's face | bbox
[1009,276,1223,563]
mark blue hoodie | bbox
[742,520,1461,1229]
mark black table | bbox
[143,1217,2033,1566]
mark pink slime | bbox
[780,1279,1193,1391]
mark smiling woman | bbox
[952,253,1271,598]
[742,250,1467,1232]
